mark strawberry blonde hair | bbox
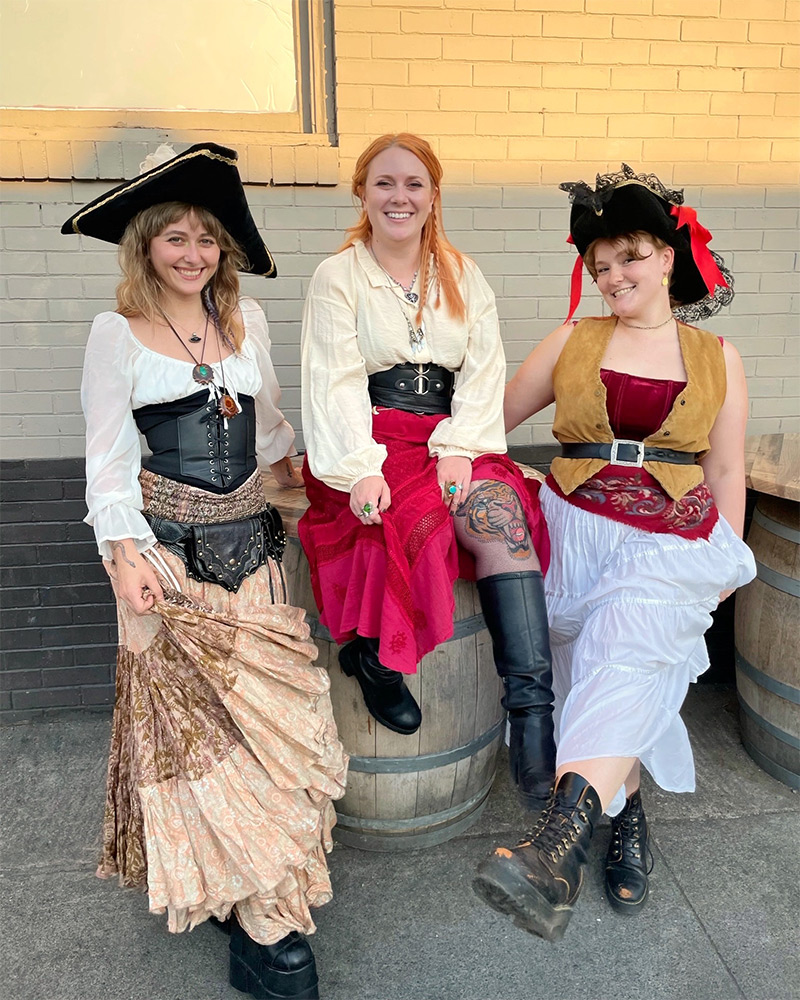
[340,133,467,324]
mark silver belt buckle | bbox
[609,438,645,467]
[413,364,430,395]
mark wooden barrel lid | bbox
[744,433,799,503]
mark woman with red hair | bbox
[299,133,553,813]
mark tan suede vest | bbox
[550,316,727,501]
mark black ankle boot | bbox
[476,571,556,811]
[605,788,652,914]
[473,772,602,942]
[229,918,319,999]
[339,636,422,735]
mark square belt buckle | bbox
[609,438,645,467]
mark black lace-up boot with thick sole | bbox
[473,772,602,942]
[477,571,556,812]
[605,788,652,914]
[339,636,421,735]
[229,918,320,999]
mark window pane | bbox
[0,0,298,113]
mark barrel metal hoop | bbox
[305,612,486,643]
[737,692,800,751]
[335,778,495,832]
[753,559,800,598]
[753,505,800,545]
[346,718,504,774]
[735,650,800,705]
[739,728,800,790]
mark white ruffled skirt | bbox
[541,483,756,815]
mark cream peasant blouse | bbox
[300,240,508,492]
[81,297,295,560]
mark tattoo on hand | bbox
[456,481,532,558]
[110,541,136,569]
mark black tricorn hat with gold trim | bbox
[61,142,276,277]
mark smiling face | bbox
[148,211,220,300]
[360,146,436,250]
[590,235,674,319]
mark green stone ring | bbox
[361,502,373,515]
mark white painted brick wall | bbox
[1,179,798,460]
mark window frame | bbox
[0,0,337,182]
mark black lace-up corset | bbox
[133,390,256,493]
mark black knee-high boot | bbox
[477,571,556,811]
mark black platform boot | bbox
[473,772,602,942]
[339,636,422,735]
[477,571,556,811]
[605,788,652,914]
[229,918,320,1000]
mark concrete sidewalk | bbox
[2,684,798,1000]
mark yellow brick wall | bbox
[334,0,800,187]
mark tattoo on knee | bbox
[456,481,532,557]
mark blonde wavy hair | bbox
[340,133,467,325]
[116,202,246,349]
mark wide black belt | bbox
[368,363,455,415]
[561,440,698,467]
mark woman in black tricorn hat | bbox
[63,143,347,999]
[473,164,755,941]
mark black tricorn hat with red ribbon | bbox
[560,164,733,324]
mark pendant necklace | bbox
[161,310,207,343]
[160,311,238,417]
[369,245,420,304]
[388,294,426,354]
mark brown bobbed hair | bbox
[341,133,467,324]
[584,230,674,279]
[116,202,247,349]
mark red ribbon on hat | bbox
[670,204,728,294]
[565,234,584,323]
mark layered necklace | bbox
[159,310,239,418]
[369,245,425,353]
[369,246,420,304]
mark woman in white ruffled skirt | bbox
[474,165,755,943]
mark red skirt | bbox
[298,408,549,674]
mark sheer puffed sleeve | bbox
[240,298,296,469]
[81,313,156,559]
[427,260,507,459]
[300,256,388,492]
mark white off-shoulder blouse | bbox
[300,240,508,493]
[81,296,295,559]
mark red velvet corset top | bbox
[546,368,718,539]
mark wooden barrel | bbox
[734,495,800,789]
[265,478,505,851]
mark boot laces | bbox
[516,789,556,846]
[520,801,588,863]
[611,812,654,873]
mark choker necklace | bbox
[161,310,207,343]
[615,314,674,330]
[370,246,420,304]
[160,311,238,418]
